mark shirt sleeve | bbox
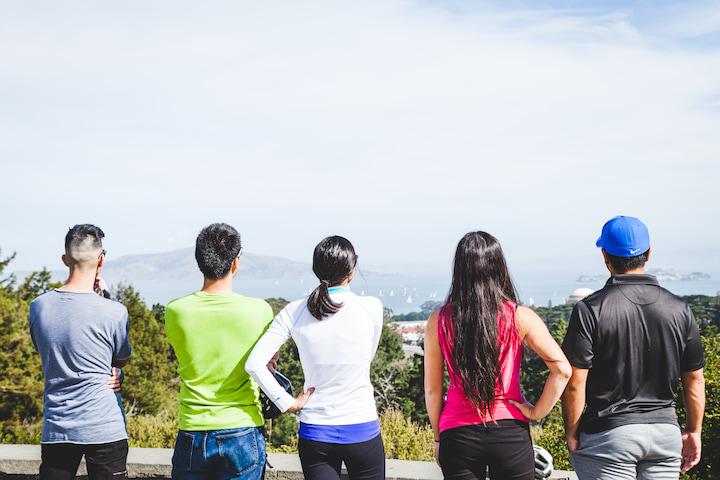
[112,307,132,363]
[245,305,296,413]
[562,301,596,369]
[681,306,705,372]
[28,301,38,350]
[370,299,384,359]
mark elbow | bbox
[244,356,260,377]
[112,357,130,368]
[557,361,572,382]
[424,385,443,400]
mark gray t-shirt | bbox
[29,289,132,444]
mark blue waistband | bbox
[299,420,380,444]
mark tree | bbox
[420,301,442,316]
[0,253,44,442]
[0,249,17,292]
[371,324,406,412]
[115,285,178,415]
[16,268,61,302]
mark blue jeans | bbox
[171,427,266,480]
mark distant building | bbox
[566,288,594,305]
[391,320,427,346]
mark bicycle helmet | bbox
[533,445,554,479]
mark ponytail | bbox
[307,279,344,320]
[306,236,358,320]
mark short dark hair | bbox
[606,249,650,274]
[195,223,242,280]
[65,224,105,253]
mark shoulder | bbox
[425,311,439,336]
[356,294,383,311]
[166,293,195,310]
[514,305,545,336]
[658,287,692,308]
[30,290,55,308]
[100,296,128,317]
[276,298,309,321]
[285,298,307,313]
[237,295,274,313]
[578,288,605,308]
[351,294,384,320]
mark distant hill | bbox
[15,247,315,284]
[11,247,393,305]
[102,247,313,282]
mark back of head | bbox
[307,236,357,320]
[596,215,651,274]
[65,224,105,270]
[445,231,518,416]
[195,223,242,280]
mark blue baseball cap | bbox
[596,216,650,257]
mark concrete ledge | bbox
[0,444,576,479]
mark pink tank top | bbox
[437,301,528,432]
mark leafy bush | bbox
[531,406,572,471]
[126,413,177,448]
[380,408,434,461]
[114,285,178,416]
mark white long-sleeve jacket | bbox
[246,290,383,425]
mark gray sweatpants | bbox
[570,423,681,480]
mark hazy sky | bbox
[1,0,719,273]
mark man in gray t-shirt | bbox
[29,224,132,480]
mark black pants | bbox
[40,440,129,480]
[298,434,385,480]
[439,420,534,480]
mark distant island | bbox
[577,269,711,283]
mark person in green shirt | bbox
[165,223,274,480]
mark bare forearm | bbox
[425,391,443,441]
[562,385,585,439]
[533,369,570,418]
[682,371,705,433]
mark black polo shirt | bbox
[562,274,704,434]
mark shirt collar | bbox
[606,274,659,286]
[327,286,350,293]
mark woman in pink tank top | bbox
[424,231,571,480]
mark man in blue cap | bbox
[561,216,706,479]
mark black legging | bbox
[439,420,534,480]
[298,434,385,480]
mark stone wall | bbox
[0,445,577,479]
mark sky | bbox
[1,0,719,275]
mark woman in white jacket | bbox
[246,236,384,480]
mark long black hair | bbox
[307,236,358,320]
[443,231,519,417]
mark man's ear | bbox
[601,249,613,274]
[97,254,104,269]
[61,254,69,268]
[231,257,240,276]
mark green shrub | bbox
[531,406,572,471]
[380,408,434,461]
[266,414,299,453]
[126,413,177,448]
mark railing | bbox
[0,444,577,479]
